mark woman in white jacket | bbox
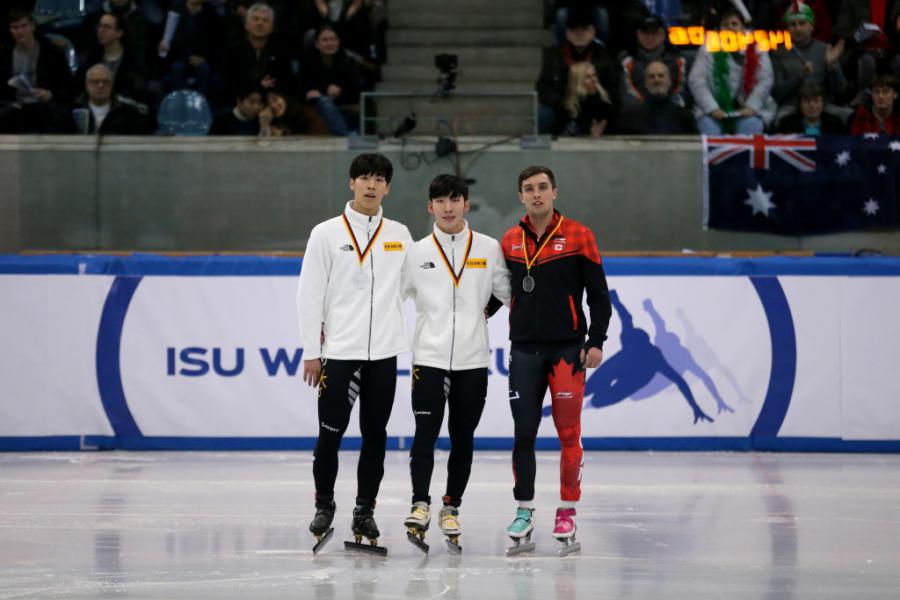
[400,175,511,551]
[688,8,774,134]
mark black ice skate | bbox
[309,500,336,555]
[344,505,388,556]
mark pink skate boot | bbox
[553,508,581,556]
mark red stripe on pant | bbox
[548,357,585,502]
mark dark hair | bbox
[99,11,124,33]
[349,153,393,183]
[518,165,556,191]
[235,80,265,101]
[315,21,339,41]
[719,8,747,25]
[8,8,34,25]
[798,81,824,101]
[429,174,468,201]
[872,74,900,92]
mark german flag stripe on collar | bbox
[341,213,384,265]
[431,229,473,288]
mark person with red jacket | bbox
[850,74,900,134]
[500,165,611,555]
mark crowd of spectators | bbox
[0,0,387,135]
[541,0,900,137]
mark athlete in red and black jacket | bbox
[500,165,611,546]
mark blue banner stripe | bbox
[95,276,143,437]
[749,277,797,438]
[4,255,900,276]
[3,436,900,453]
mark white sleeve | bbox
[688,48,719,115]
[296,225,331,360]
[491,241,512,307]
[400,246,416,301]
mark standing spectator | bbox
[561,62,614,137]
[771,2,848,122]
[618,14,688,109]
[80,13,146,102]
[209,81,265,135]
[776,81,847,133]
[72,63,155,134]
[615,59,698,133]
[688,8,774,134]
[301,22,361,136]
[221,3,292,103]
[833,0,900,104]
[0,9,75,133]
[158,0,224,97]
[536,11,618,135]
[850,74,900,133]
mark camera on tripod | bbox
[435,53,458,97]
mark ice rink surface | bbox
[2,450,900,599]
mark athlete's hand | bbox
[303,358,322,387]
[580,347,603,369]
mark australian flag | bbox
[703,134,900,234]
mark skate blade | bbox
[445,537,462,555]
[505,540,536,557]
[344,540,388,556]
[557,540,581,557]
[312,527,334,555]
[406,531,430,554]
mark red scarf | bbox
[870,0,887,30]
[742,43,759,98]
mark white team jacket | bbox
[297,202,413,361]
[402,222,511,371]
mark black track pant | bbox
[313,357,397,509]
[409,365,488,508]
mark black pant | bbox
[313,357,397,509]
[409,365,488,508]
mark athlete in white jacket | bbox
[298,153,412,552]
[399,174,511,549]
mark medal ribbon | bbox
[432,229,473,288]
[522,215,564,272]
[342,213,384,265]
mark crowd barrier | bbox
[2,253,899,452]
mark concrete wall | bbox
[2,135,899,254]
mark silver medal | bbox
[353,270,369,290]
[522,275,535,293]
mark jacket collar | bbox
[432,220,469,244]
[520,209,562,238]
[344,201,382,228]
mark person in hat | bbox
[618,13,688,109]
[771,1,848,123]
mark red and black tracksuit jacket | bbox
[501,210,612,352]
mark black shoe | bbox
[352,505,380,539]
[310,500,336,536]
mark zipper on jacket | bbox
[367,216,375,360]
[568,294,578,330]
[449,234,457,370]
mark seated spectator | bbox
[697,0,771,28]
[615,59,698,133]
[91,0,149,73]
[0,10,75,133]
[618,14,688,110]
[72,64,155,134]
[561,62,614,136]
[158,0,224,97]
[776,81,846,134]
[688,8,773,134]
[833,0,900,105]
[771,2,848,123]
[79,13,146,102]
[300,23,361,136]
[261,86,308,135]
[209,82,265,135]
[850,74,900,134]
[299,0,377,60]
[536,11,618,135]
[222,3,292,104]
[553,2,609,45]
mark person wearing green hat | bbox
[772,0,849,123]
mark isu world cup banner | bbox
[2,254,900,451]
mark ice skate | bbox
[505,507,536,556]
[309,500,336,555]
[344,505,388,556]
[553,507,581,557]
[439,505,462,555]
[404,502,430,554]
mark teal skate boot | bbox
[505,507,536,556]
